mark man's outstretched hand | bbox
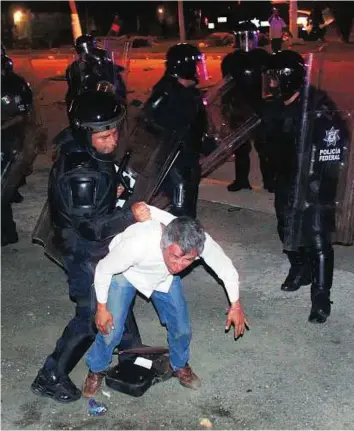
[225,301,250,339]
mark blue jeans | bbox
[86,274,192,372]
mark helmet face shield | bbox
[196,53,209,83]
[166,43,207,83]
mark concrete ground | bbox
[1,40,354,429]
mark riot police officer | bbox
[31,90,148,403]
[262,50,348,323]
[143,43,212,218]
[221,48,275,192]
[1,50,35,246]
[65,34,126,108]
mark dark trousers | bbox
[271,38,282,53]
[233,140,275,188]
[274,180,334,296]
[1,202,17,240]
[43,253,141,377]
[165,164,201,219]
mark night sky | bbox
[2,1,329,35]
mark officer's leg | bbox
[281,248,312,292]
[31,256,141,402]
[170,167,200,218]
[1,202,19,246]
[227,141,252,192]
[274,180,311,291]
[254,138,275,192]
[308,221,334,323]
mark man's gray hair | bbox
[161,216,206,255]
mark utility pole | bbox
[178,0,186,42]
[68,0,82,42]
[289,0,303,45]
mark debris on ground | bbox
[199,417,213,429]
[88,398,108,417]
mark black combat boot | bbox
[281,250,312,291]
[11,190,24,203]
[308,247,334,324]
[31,368,81,403]
[1,231,19,247]
[227,180,252,192]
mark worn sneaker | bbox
[82,370,106,398]
[172,365,201,390]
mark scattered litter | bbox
[102,389,111,399]
[200,417,213,429]
[88,398,108,417]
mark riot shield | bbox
[1,58,47,205]
[200,76,261,178]
[32,200,64,268]
[333,111,354,245]
[279,52,352,250]
[1,115,40,205]
[117,118,184,208]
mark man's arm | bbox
[148,205,176,225]
[201,235,250,337]
[148,205,248,337]
[149,204,240,302]
[200,234,239,303]
[94,226,142,303]
[94,226,144,334]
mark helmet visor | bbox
[196,53,209,82]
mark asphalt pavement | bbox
[1,41,354,430]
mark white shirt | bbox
[268,16,286,39]
[94,206,240,304]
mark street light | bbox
[157,6,165,24]
[13,10,23,24]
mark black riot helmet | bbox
[86,47,112,68]
[68,90,126,160]
[75,34,97,56]
[265,50,306,99]
[1,54,14,75]
[79,47,122,97]
[1,72,33,122]
[221,49,247,79]
[165,43,207,83]
[221,48,270,107]
[1,44,13,75]
[1,43,7,57]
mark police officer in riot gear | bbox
[31,90,148,403]
[221,48,275,192]
[262,50,348,323]
[143,43,212,218]
[65,34,126,109]
[1,50,35,246]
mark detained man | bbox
[82,206,249,396]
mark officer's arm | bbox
[76,207,135,242]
